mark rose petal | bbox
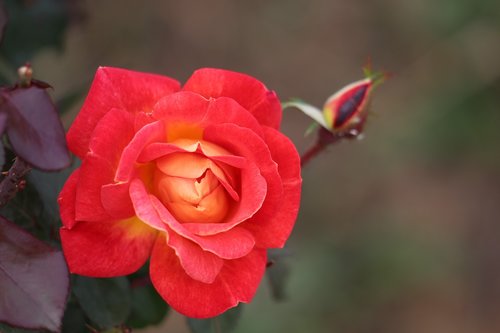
[60,217,158,277]
[67,67,180,158]
[150,237,266,318]
[156,152,219,179]
[58,169,80,229]
[183,68,282,129]
[245,127,302,248]
[150,195,255,259]
[137,142,186,163]
[139,139,245,163]
[129,179,167,231]
[115,120,166,182]
[153,91,267,139]
[74,153,114,222]
[152,91,209,125]
[134,111,156,132]
[249,90,282,130]
[166,232,223,284]
[203,97,264,137]
[101,182,135,219]
[88,108,135,165]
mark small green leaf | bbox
[72,276,131,330]
[187,305,243,333]
[282,99,329,130]
[126,284,169,328]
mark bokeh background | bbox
[3,0,500,332]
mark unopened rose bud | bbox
[283,64,388,166]
[322,78,371,132]
[284,65,387,138]
[17,64,33,87]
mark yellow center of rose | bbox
[153,140,235,224]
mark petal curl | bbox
[183,68,282,129]
[150,237,266,318]
[60,217,158,277]
[246,127,302,248]
[129,179,168,231]
[68,67,180,158]
[115,120,166,182]
[166,233,223,284]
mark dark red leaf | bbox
[0,216,69,332]
[0,86,70,171]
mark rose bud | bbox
[283,65,387,137]
[323,78,371,133]
[322,68,387,135]
[283,65,387,166]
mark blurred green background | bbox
[5,0,500,332]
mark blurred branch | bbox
[0,157,31,207]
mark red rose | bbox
[59,67,302,318]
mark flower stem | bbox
[300,143,326,167]
[0,157,31,208]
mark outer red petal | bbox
[74,153,114,222]
[203,97,263,137]
[152,91,208,124]
[58,169,80,229]
[183,68,282,129]
[67,67,180,158]
[101,182,135,219]
[88,108,135,165]
[246,127,302,248]
[152,91,264,138]
[166,232,224,284]
[60,218,158,277]
[150,237,267,318]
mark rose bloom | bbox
[59,67,302,318]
